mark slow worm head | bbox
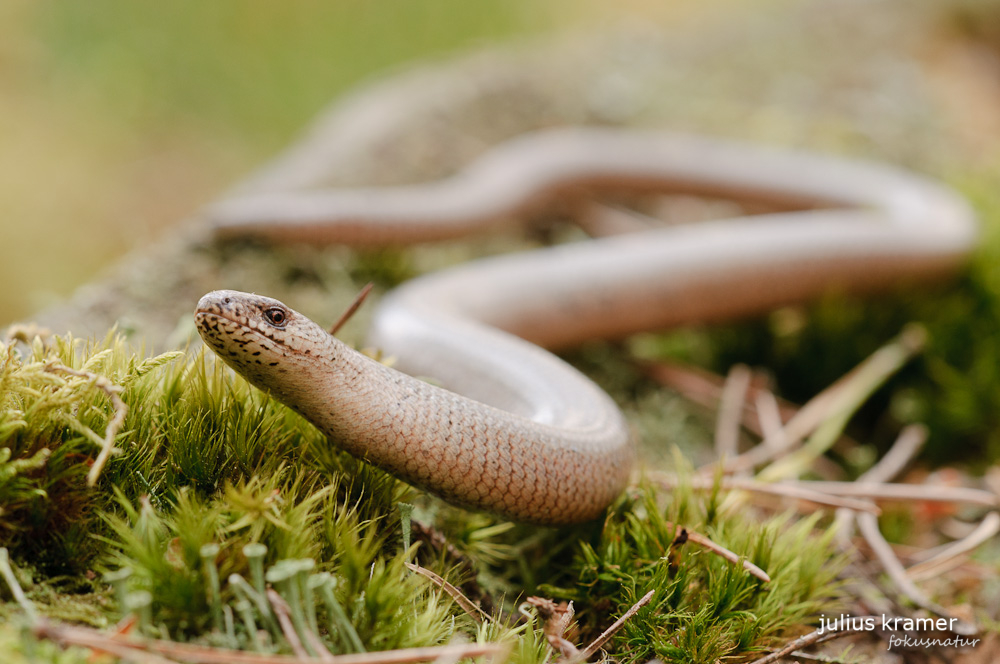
[195,289,634,525]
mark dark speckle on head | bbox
[194,290,341,401]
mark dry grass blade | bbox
[0,548,37,622]
[906,511,1000,581]
[405,562,492,624]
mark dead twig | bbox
[35,618,509,664]
[782,652,855,663]
[644,520,770,583]
[524,597,577,659]
[41,624,182,664]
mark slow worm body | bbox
[197,128,976,525]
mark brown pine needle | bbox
[648,473,880,514]
[265,589,310,660]
[855,513,978,635]
[0,548,37,622]
[681,528,771,583]
[642,359,854,475]
[330,282,374,335]
[754,389,787,457]
[65,637,182,664]
[799,481,998,507]
[833,424,926,543]
[715,364,752,461]
[857,424,927,484]
[906,511,1000,581]
[405,562,492,624]
[575,590,654,662]
[758,327,925,483]
[745,616,880,664]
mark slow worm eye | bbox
[264,307,287,327]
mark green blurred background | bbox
[0,0,710,327]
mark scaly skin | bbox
[195,291,632,524]
[199,128,977,525]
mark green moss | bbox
[532,486,845,663]
[0,330,849,661]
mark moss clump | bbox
[0,333,182,571]
[0,330,847,662]
[533,483,845,663]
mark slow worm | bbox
[196,128,976,524]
